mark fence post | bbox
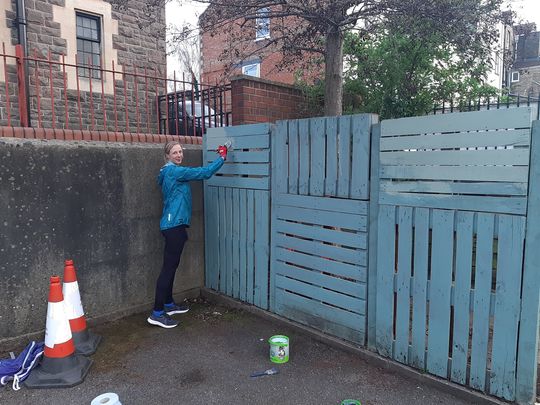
[367,122,381,350]
[516,120,540,404]
[15,44,29,127]
[269,120,288,312]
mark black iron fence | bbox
[157,84,232,137]
[432,94,540,119]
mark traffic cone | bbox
[24,276,92,388]
[63,259,101,355]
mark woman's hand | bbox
[217,144,228,160]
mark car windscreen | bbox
[191,103,214,118]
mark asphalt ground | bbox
[1,297,498,405]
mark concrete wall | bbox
[0,138,206,345]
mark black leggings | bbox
[153,225,188,312]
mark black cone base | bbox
[73,329,102,356]
[24,354,92,388]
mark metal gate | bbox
[270,115,377,344]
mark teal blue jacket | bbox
[158,157,224,230]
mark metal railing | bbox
[432,94,540,119]
[0,43,231,135]
[157,84,232,137]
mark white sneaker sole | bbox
[147,317,178,328]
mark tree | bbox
[341,27,499,119]
[168,23,201,85]
[195,0,505,116]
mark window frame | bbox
[242,62,261,78]
[255,8,270,41]
[511,71,520,83]
[76,11,102,79]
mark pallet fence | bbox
[203,108,540,404]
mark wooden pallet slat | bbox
[380,107,533,137]
[275,247,366,282]
[489,215,525,400]
[288,119,299,194]
[380,164,529,183]
[449,211,474,385]
[395,206,413,364]
[276,288,366,333]
[274,233,367,266]
[209,163,269,176]
[275,193,368,215]
[239,188,248,302]
[274,205,367,231]
[218,186,227,294]
[310,117,326,196]
[375,204,396,357]
[206,123,271,138]
[380,128,530,151]
[380,180,527,197]
[325,117,338,196]
[379,192,527,215]
[246,189,255,304]
[205,133,270,150]
[337,116,352,198]
[350,114,373,199]
[206,176,270,190]
[274,261,366,299]
[426,209,454,378]
[469,213,495,391]
[225,188,234,297]
[207,186,220,290]
[381,148,529,167]
[275,275,365,315]
[232,188,240,299]
[298,119,310,195]
[274,219,367,249]
[254,190,270,309]
[410,207,430,369]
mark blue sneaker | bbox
[165,303,189,315]
[147,312,178,328]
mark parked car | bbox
[166,100,218,136]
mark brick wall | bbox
[230,75,311,125]
[0,126,202,145]
[1,0,166,132]
[511,66,540,98]
[200,9,320,86]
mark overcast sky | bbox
[165,0,540,75]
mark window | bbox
[511,71,520,82]
[242,62,260,78]
[255,8,270,40]
[494,51,501,75]
[76,12,101,79]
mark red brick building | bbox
[199,6,320,86]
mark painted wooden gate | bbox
[270,115,377,345]
[371,107,539,402]
[203,124,271,309]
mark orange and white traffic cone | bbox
[63,259,101,355]
[24,276,92,388]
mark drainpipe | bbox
[14,0,31,126]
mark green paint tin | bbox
[340,400,361,405]
[268,335,289,363]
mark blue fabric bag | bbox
[0,341,44,390]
